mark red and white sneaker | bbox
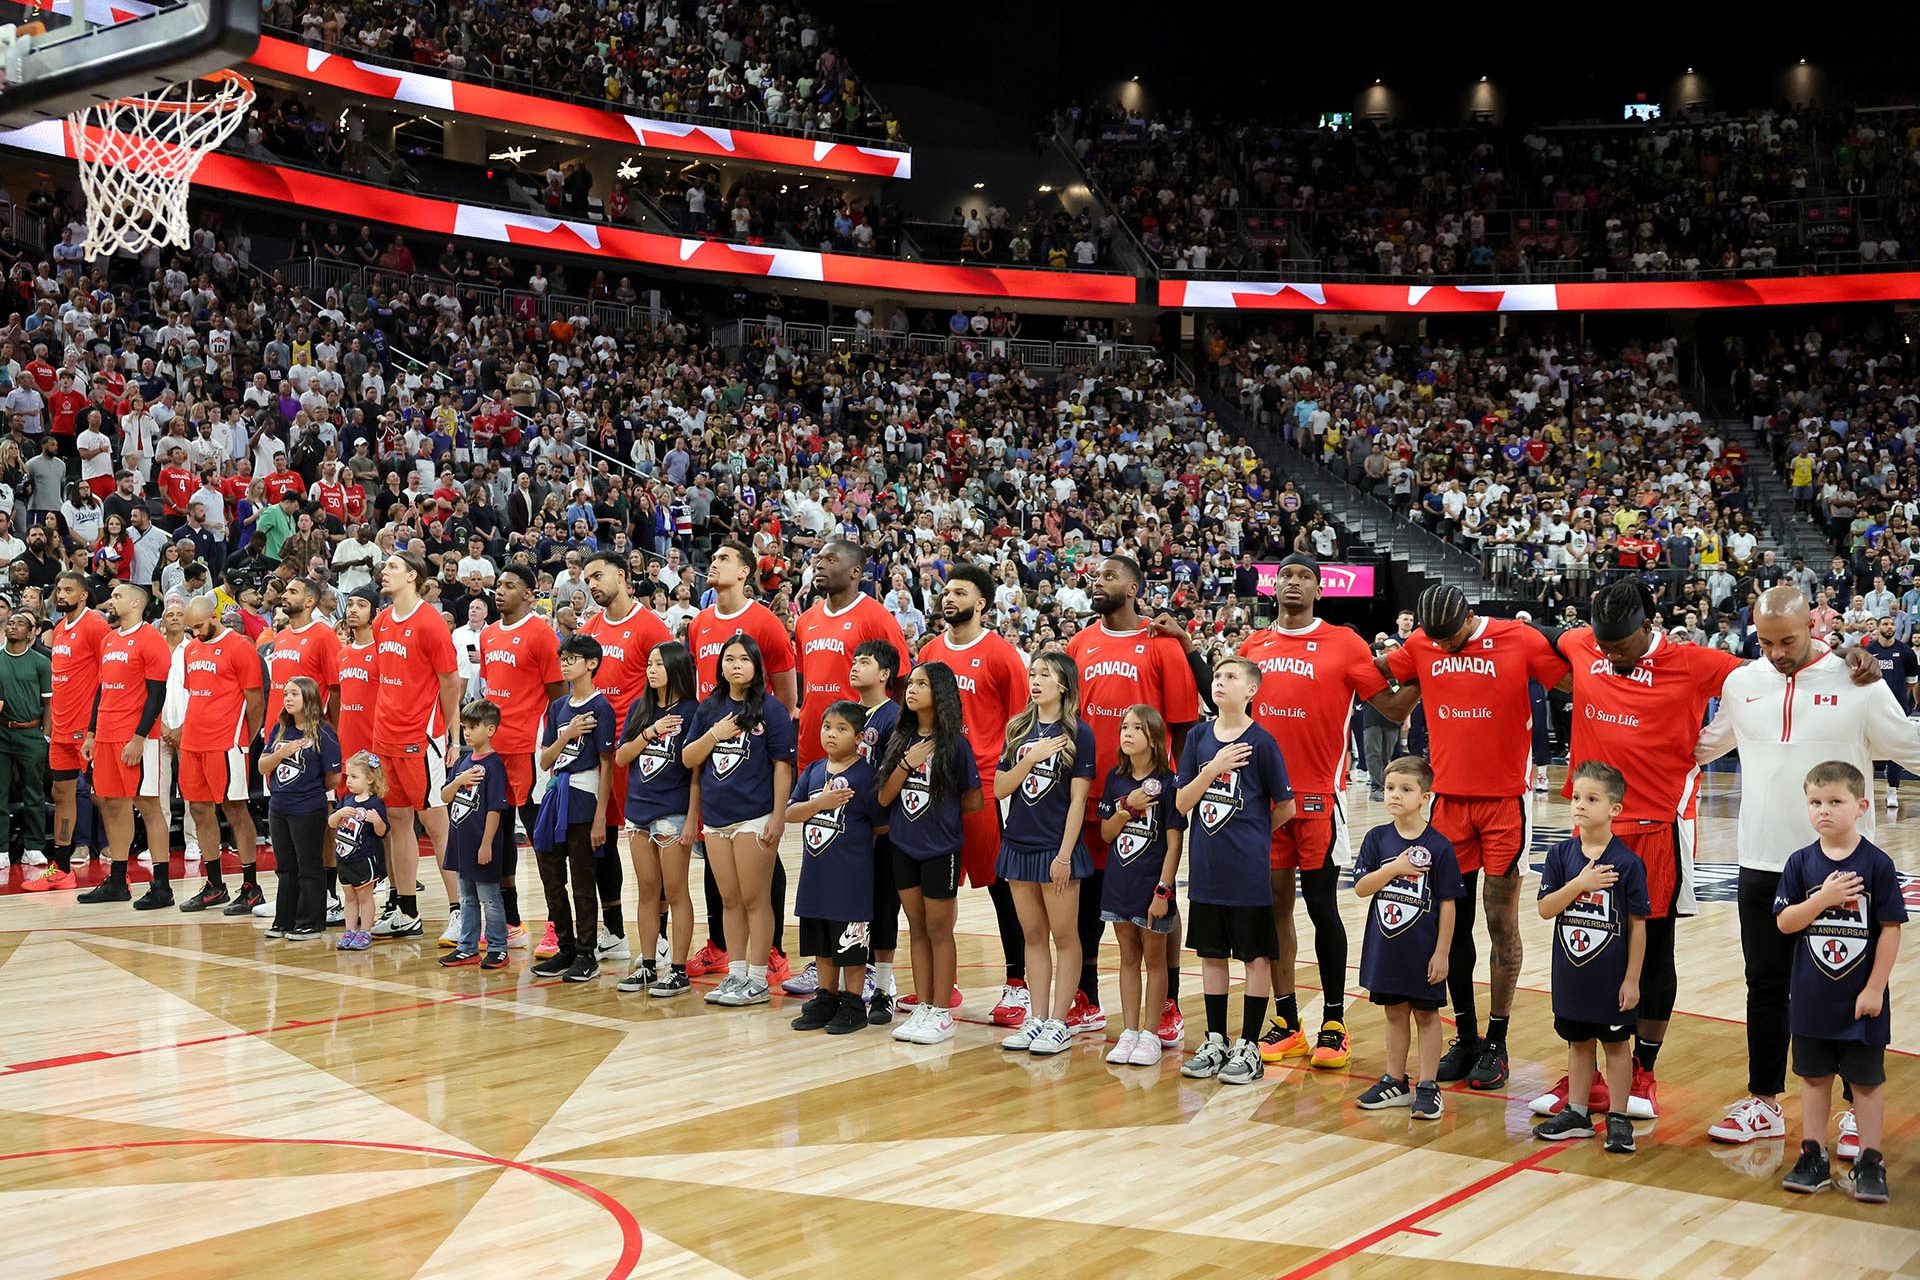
[1065,991,1106,1033]
[989,979,1031,1028]
[897,986,963,1013]
[532,922,560,959]
[21,867,76,892]
[1627,1063,1658,1120]
[1529,1074,1611,1117]
[1707,1095,1786,1144]
[686,941,729,977]
[1836,1110,1860,1161]
[767,948,791,986]
[1155,998,1185,1048]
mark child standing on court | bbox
[329,752,389,951]
[850,639,902,1023]
[613,640,699,997]
[1175,656,1294,1085]
[440,699,510,970]
[1096,704,1185,1067]
[1534,761,1648,1154]
[1352,755,1461,1119]
[260,675,342,942]
[1774,759,1906,1203]
[787,700,884,1035]
[531,634,617,984]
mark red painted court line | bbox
[1272,1146,1562,1280]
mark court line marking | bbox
[0,1137,643,1280]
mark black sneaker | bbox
[223,882,266,916]
[563,953,600,983]
[648,968,691,998]
[285,926,324,942]
[826,995,868,1035]
[1411,1081,1444,1121]
[1784,1140,1831,1194]
[1356,1074,1413,1109]
[867,988,895,1026]
[480,950,510,971]
[1850,1150,1890,1204]
[1533,1107,1596,1141]
[78,879,131,904]
[530,952,575,979]
[1467,1041,1509,1090]
[178,882,230,912]
[1604,1113,1636,1154]
[790,991,841,1031]
[133,887,175,911]
[439,949,481,967]
[1436,1034,1483,1083]
[616,962,657,994]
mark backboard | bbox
[0,0,257,126]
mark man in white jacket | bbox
[1693,586,1920,1148]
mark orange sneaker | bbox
[1257,1017,1309,1064]
[1309,1020,1351,1070]
[687,941,729,977]
[22,867,76,893]
[767,948,791,985]
[532,922,560,958]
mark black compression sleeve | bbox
[135,678,167,738]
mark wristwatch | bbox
[1153,882,1172,900]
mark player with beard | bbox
[1240,554,1419,1069]
[30,572,111,891]
[75,583,172,906]
[478,565,562,951]
[336,588,379,768]
[1066,556,1203,1041]
[919,563,1033,1025]
[796,541,910,774]
[573,553,672,967]
[687,540,799,986]
[172,596,265,912]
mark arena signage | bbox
[1256,563,1375,598]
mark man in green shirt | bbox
[0,606,50,868]
[256,492,300,563]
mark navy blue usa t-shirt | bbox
[1775,838,1908,1044]
[540,691,617,824]
[266,723,342,817]
[1098,764,1185,919]
[332,793,387,867]
[1354,822,1463,1003]
[445,750,509,883]
[856,699,899,766]
[1538,836,1651,1026]
[1177,721,1292,908]
[689,695,797,827]
[793,758,882,922]
[622,698,695,826]
[1000,718,1097,853]
[887,732,981,861]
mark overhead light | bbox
[1686,66,1694,74]
[489,146,534,163]
[972,182,985,189]
[1037,184,1053,193]
[1479,75,1488,83]
[1798,58,1807,64]
[1129,75,1139,82]
[1374,78,1382,85]
[616,159,641,181]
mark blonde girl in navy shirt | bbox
[613,639,700,998]
[1097,704,1186,1067]
[994,651,1097,1058]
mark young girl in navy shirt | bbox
[259,676,342,942]
[684,632,796,1008]
[440,699,510,969]
[531,634,618,985]
[1097,704,1186,1067]
[994,651,1097,1058]
[787,700,884,1036]
[329,752,389,951]
[613,639,699,998]
[850,638,903,1023]
[877,662,981,1046]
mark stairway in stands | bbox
[1721,417,1834,566]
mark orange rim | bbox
[104,69,254,114]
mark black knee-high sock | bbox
[502,885,521,927]
[151,860,170,890]
[1241,994,1269,1044]
[107,858,127,887]
[241,862,258,888]
[986,878,1025,979]
[1300,865,1347,1021]
[703,856,727,950]
[1165,910,1182,1000]
[1077,866,1104,1002]
[770,857,788,955]
[1634,1037,1661,1072]
[1276,992,1300,1028]
[51,842,71,872]
[1485,1013,1510,1050]
[1204,991,1228,1039]
[325,866,338,895]
[596,848,623,936]
[1448,869,1480,1037]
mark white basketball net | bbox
[65,70,254,257]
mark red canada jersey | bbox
[795,594,908,767]
[93,623,170,742]
[480,614,562,753]
[371,600,458,749]
[1559,628,1742,827]
[1066,621,1202,799]
[343,484,368,522]
[158,466,196,516]
[336,640,377,760]
[688,600,796,701]
[313,481,347,523]
[1386,616,1568,798]
[264,620,342,732]
[263,469,304,502]
[49,608,112,743]
[921,627,1028,780]
[577,602,670,722]
[1240,618,1388,796]
[180,627,264,751]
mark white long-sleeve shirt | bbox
[1695,642,1920,871]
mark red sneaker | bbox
[1155,998,1185,1048]
[897,985,963,1012]
[989,979,1031,1027]
[1628,1063,1658,1119]
[1065,990,1107,1033]
[767,949,791,985]
[1529,1074,1611,1116]
[22,867,76,893]
[687,941,730,977]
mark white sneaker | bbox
[22,849,45,867]
[1002,1019,1044,1051]
[326,893,345,927]
[1105,1029,1141,1064]
[714,976,770,1007]
[506,924,529,950]
[1219,1038,1265,1085]
[370,909,423,939]
[914,1009,956,1045]
[1837,1110,1861,1161]
[374,876,390,897]
[1181,1031,1231,1078]
[1888,788,1900,811]
[1128,1033,1163,1066]
[251,899,273,918]
[438,905,463,947]
[1027,1019,1073,1056]
[1533,766,1549,793]
[1707,1095,1787,1144]
[654,935,671,972]
[137,850,152,864]
[182,845,200,864]
[596,929,630,962]
[892,1003,931,1043]
[705,974,745,1005]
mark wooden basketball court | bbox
[3,770,1916,1279]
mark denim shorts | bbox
[627,813,688,840]
[703,812,774,840]
[1099,907,1176,935]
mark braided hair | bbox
[1414,584,1469,636]
[1591,579,1655,633]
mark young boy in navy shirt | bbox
[1774,760,1906,1203]
[1535,761,1648,1154]
[440,700,511,971]
[1175,656,1294,1085]
[787,701,884,1036]
[1353,755,1462,1120]
[850,638,903,1022]
[530,635,618,985]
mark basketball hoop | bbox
[65,68,254,257]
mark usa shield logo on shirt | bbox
[711,737,747,778]
[274,756,301,788]
[901,768,931,818]
[804,805,843,853]
[1374,869,1426,938]
[1558,887,1615,966]
[637,742,671,780]
[1018,741,1060,801]
[1197,770,1241,835]
[1806,893,1872,979]
[450,784,477,828]
[1112,811,1154,865]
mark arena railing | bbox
[1162,249,1917,284]
[717,317,1161,370]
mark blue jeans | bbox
[459,877,507,952]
